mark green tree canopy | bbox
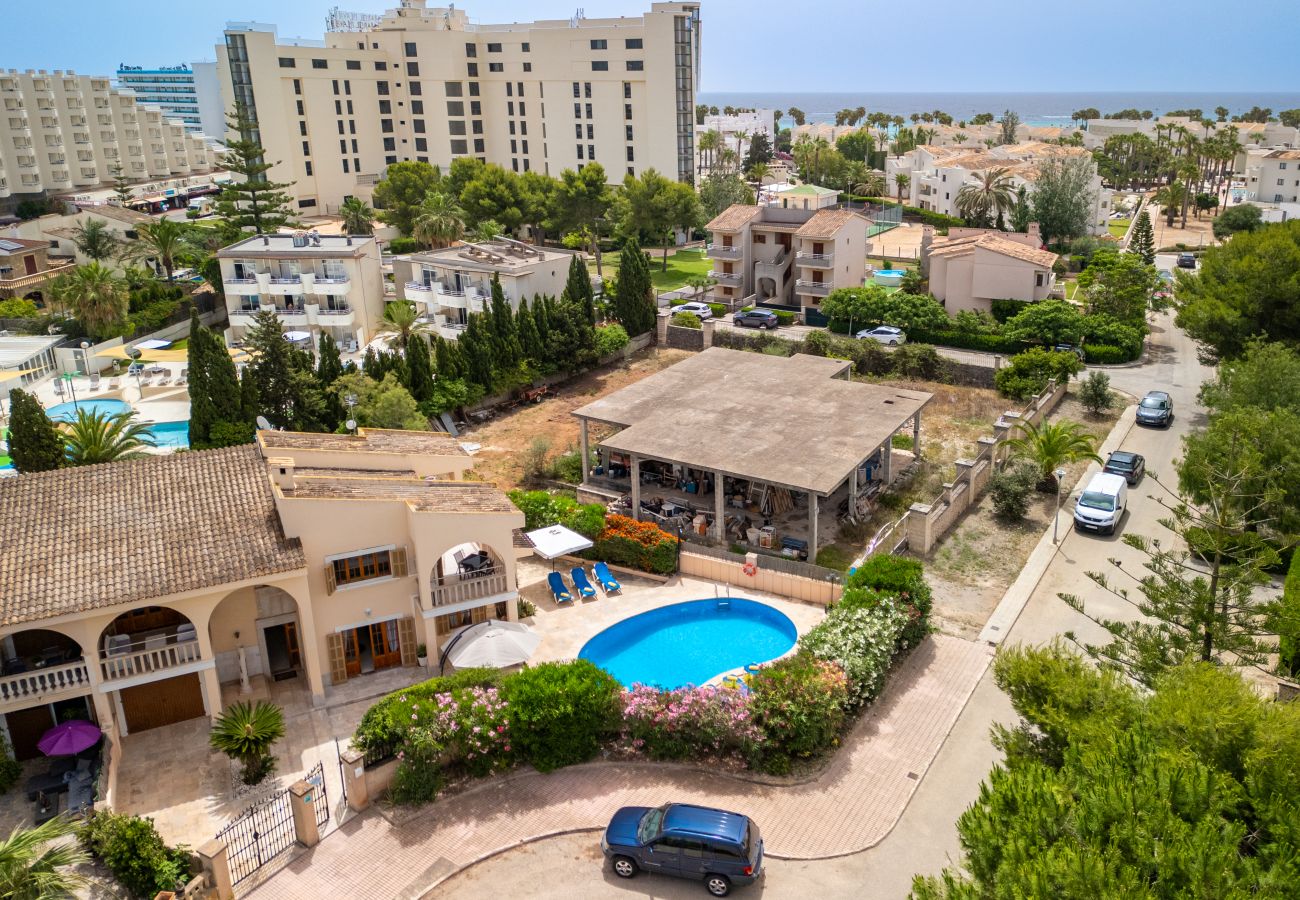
[697,173,754,220]
[69,218,120,262]
[1129,208,1156,264]
[460,163,524,231]
[1211,202,1264,240]
[1030,155,1096,245]
[330,372,429,431]
[372,160,443,236]
[62,409,156,466]
[1075,247,1160,325]
[6,389,64,473]
[821,285,949,333]
[611,239,655,337]
[214,102,297,234]
[1002,299,1086,345]
[551,163,612,276]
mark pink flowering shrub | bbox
[620,684,761,761]
[395,685,514,779]
[746,653,850,775]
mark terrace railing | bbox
[99,639,202,682]
[429,569,508,609]
[0,659,90,707]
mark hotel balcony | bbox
[427,567,513,613]
[313,305,355,326]
[0,659,91,714]
[708,270,742,285]
[706,243,742,260]
[99,634,202,684]
[305,274,350,296]
[264,275,301,295]
[224,277,259,296]
[796,252,834,269]
[405,281,436,305]
[795,279,831,297]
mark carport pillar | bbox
[882,438,894,485]
[850,465,859,501]
[808,492,820,557]
[630,455,641,521]
[714,469,726,542]
[913,411,922,458]
[579,418,590,483]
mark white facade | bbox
[1081,116,1300,150]
[217,1,702,214]
[1242,148,1300,205]
[115,65,205,133]
[191,61,228,142]
[0,68,216,212]
[217,232,386,352]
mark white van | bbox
[1073,472,1127,535]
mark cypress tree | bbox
[433,335,463,380]
[488,273,521,370]
[7,388,64,473]
[186,311,213,447]
[613,239,656,336]
[316,332,345,429]
[460,314,495,392]
[1129,210,1156,265]
[245,309,297,428]
[515,296,545,364]
[406,335,434,402]
[532,291,551,338]
[361,345,380,378]
[240,366,260,425]
[562,253,596,326]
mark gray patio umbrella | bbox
[441,620,541,670]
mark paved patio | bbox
[246,632,992,899]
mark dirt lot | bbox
[460,347,691,490]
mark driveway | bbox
[711,318,999,370]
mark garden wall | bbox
[664,323,705,351]
[679,547,843,606]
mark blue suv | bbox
[601,803,764,896]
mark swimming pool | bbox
[146,421,190,449]
[579,598,797,689]
[874,269,907,287]
[46,398,132,422]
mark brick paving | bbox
[247,634,991,899]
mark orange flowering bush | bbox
[590,514,678,574]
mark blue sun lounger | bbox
[593,561,622,593]
[571,566,598,598]
[547,571,573,604]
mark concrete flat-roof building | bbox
[574,348,931,555]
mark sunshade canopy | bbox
[525,524,594,560]
[38,720,102,756]
[445,619,541,669]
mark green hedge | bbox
[81,810,191,899]
[502,659,623,772]
[1082,343,1137,364]
[908,328,1024,354]
[1278,552,1300,677]
[991,298,1030,323]
[707,302,727,317]
[773,310,796,326]
[387,237,420,254]
[857,198,964,229]
[844,554,933,650]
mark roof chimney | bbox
[262,235,269,246]
[271,460,296,492]
[1027,222,1041,244]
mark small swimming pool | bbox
[146,420,190,449]
[579,598,797,689]
[46,398,132,422]
[874,269,907,287]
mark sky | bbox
[2,0,1299,93]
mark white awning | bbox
[525,524,594,560]
[134,339,172,351]
[283,331,312,342]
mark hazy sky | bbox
[2,0,1298,92]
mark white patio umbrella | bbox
[443,619,541,670]
[282,331,312,342]
[525,524,593,570]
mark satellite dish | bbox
[255,416,272,431]
[345,419,357,432]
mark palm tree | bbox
[59,262,128,339]
[715,147,738,175]
[955,166,1016,228]
[339,196,375,235]
[697,129,723,174]
[69,218,120,262]
[894,173,910,203]
[127,218,186,282]
[411,190,466,249]
[745,162,771,184]
[375,299,431,349]
[733,129,750,163]
[62,409,156,466]
[0,816,89,900]
[1005,419,1102,491]
[210,700,286,785]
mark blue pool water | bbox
[876,269,907,277]
[146,420,190,449]
[579,598,797,689]
[46,398,132,422]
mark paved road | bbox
[711,318,1000,369]
[429,309,1212,899]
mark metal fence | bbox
[215,761,330,886]
[681,539,843,584]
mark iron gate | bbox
[215,761,331,885]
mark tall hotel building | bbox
[217,1,701,213]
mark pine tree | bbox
[406,335,434,402]
[109,163,134,206]
[215,102,298,234]
[562,254,595,326]
[1129,209,1156,265]
[613,239,656,336]
[7,388,64,473]
[515,296,545,364]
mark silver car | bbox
[673,301,713,320]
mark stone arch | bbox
[1,626,85,676]
[207,584,306,689]
[430,540,508,587]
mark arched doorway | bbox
[98,607,204,734]
[428,542,511,648]
[1,628,92,760]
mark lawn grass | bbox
[1107,218,1131,240]
[588,248,713,292]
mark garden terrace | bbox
[573,348,931,555]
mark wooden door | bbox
[370,621,401,671]
[284,623,302,668]
[343,629,362,677]
[5,705,55,761]
[397,616,418,667]
[326,632,347,684]
[120,674,204,733]
[23,255,37,275]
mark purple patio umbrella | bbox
[37,720,102,757]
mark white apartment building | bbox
[1081,116,1300,150]
[216,1,702,215]
[393,238,576,340]
[887,142,1112,236]
[0,69,217,214]
[700,108,775,172]
[115,63,227,139]
[1242,148,1300,205]
[217,232,386,353]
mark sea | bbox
[696,92,1300,127]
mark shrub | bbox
[594,323,629,357]
[80,810,190,899]
[0,733,21,794]
[1078,370,1116,415]
[991,298,1030,323]
[549,447,590,484]
[671,311,701,329]
[507,489,606,539]
[990,460,1039,521]
[773,310,796,326]
[387,236,420,254]
[799,600,909,708]
[0,297,40,318]
[620,684,761,761]
[383,683,514,791]
[668,298,686,307]
[995,348,1081,400]
[520,436,552,480]
[707,302,727,318]
[843,553,933,649]
[1081,343,1137,364]
[503,660,622,772]
[890,342,946,381]
[517,597,537,619]
[747,653,849,774]
[589,514,678,574]
[389,730,446,805]
[907,328,1023,354]
[353,668,504,757]
[1275,552,1300,678]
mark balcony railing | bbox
[268,276,300,284]
[795,279,831,296]
[796,252,834,268]
[430,569,509,609]
[0,259,75,292]
[100,637,201,682]
[708,270,741,284]
[706,243,742,259]
[316,305,352,316]
[226,277,257,284]
[0,660,90,706]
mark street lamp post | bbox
[1052,467,1068,544]
[344,394,358,433]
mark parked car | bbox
[1103,450,1146,485]
[602,803,764,897]
[1135,390,1174,427]
[673,301,713,320]
[1074,471,1128,536]
[732,309,780,330]
[1177,253,1197,269]
[856,325,906,345]
[1157,269,1174,282]
[1054,342,1085,361]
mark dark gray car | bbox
[1136,391,1173,427]
[732,309,779,330]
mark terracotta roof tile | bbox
[795,209,861,239]
[0,446,304,627]
[706,204,763,233]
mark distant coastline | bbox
[696,92,1300,127]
